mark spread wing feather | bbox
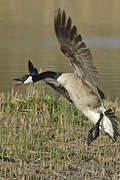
[54,9,99,97]
[28,60,38,75]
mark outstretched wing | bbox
[54,9,99,96]
[28,60,38,75]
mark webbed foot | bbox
[87,113,103,146]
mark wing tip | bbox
[54,8,82,45]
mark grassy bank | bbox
[0,84,120,179]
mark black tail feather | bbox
[105,109,119,140]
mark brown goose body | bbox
[54,9,119,140]
[13,9,119,143]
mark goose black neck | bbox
[32,71,62,82]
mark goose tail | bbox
[102,109,119,141]
[101,109,120,141]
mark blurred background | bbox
[0,0,120,101]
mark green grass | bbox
[0,84,120,179]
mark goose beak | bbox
[13,75,29,85]
[13,75,32,85]
[13,78,24,85]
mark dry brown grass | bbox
[0,84,120,179]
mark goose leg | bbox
[87,113,103,146]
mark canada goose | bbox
[14,9,119,145]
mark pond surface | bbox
[0,0,120,101]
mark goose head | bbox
[13,60,38,85]
[13,75,33,85]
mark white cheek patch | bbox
[24,76,33,84]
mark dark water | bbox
[0,0,120,101]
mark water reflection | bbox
[86,37,120,48]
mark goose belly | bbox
[57,73,99,110]
[57,74,114,138]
